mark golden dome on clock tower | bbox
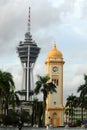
[45,41,64,127]
[47,42,63,59]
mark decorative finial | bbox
[54,41,56,48]
[28,6,31,32]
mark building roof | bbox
[47,42,63,59]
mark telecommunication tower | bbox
[17,6,40,101]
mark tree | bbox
[2,110,19,126]
[34,75,56,126]
[5,90,20,112]
[77,74,87,122]
[18,109,30,125]
[77,75,87,95]
[0,70,19,116]
[66,93,77,124]
[65,108,69,124]
[31,99,43,127]
[0,70,14,115]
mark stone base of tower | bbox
[45,107,64,127]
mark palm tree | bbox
[77,74,87,122]
[0,70,14,115]
[6,90,20,111]
[0,70,19,116]
[77,96,87,122]
[34,75,57,126]
[77,75,87,95]
[77,75,87,122]
[65,108,69,124]
[66,94,77,124]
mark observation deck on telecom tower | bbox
[17,3,40,101]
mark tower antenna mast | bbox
[17,0,40,101]
[28,6,31,32]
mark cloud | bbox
[31,0,78,32]
[64,63,87,101]
[0,59,22,90]
[0,0,9,5]
[72,24,87,38]
[0,0,27,56]
[0,0,86,57]
[0,0,87,101]
[80,0,87,20]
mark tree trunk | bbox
[81,107,83,123]
[43,95,46,126]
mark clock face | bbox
[52,66,58,72]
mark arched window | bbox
[52,79,59,86]
[53,112,57,118]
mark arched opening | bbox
[53,113,57,126]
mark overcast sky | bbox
[0,0,87,102]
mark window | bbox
[52,79,59,86]
[54,101,56,105]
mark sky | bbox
[0,0,87,102]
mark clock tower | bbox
[45,42,65,126]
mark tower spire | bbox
[28,6,31,32]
